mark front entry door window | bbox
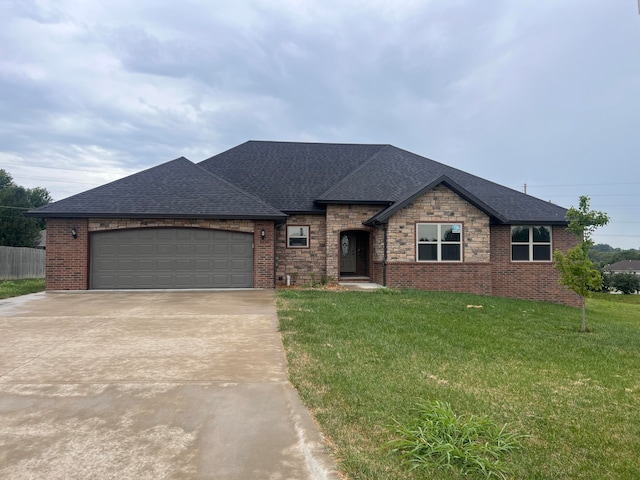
[340,233,356,273]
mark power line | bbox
[1,160,128,175]
[524,182,640,188]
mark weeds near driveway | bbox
[277,289,640,479]
[0,278,45,299]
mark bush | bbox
[611,273,640,295]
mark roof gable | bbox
[314,145,568,224]
[29,157,286,220]
[364,175,507,225]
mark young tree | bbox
[0,169,52,247]
[553,196,610,332]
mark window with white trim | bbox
[416,223,462,262]
[511,225,552,261]
[287,225,309,248]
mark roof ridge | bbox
[244,140,390,147]
[315,144,393,200]
[190,162,285,215]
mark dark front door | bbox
[340,233,357,274]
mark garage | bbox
[90,228,253,289]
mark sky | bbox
[1,0,639,249]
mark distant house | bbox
[604,260,640,276]
[28,141,580,306]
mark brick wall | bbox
[45,218,89,290]
[386,185,490,262]
[275,214,327,286]
[45,217,275,290]
[491,225,581,306]
[386,262,493,294]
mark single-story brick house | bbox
[28,141,580,305]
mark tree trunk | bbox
[580,296,587,332]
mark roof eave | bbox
[27,211,288,221]
[314,199,392,206]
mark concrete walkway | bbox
[0,290,338,480]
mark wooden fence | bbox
[0,246,45,280]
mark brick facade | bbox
[44,218,275,290]
[275,214,327,286]
[374,188,580,306]
[43,187,581,306]
[491,225,581,306]
[386,185,490,262]
[45,218,89,290]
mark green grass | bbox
[0,278,45,299]
[591,291,640,305]
[277,289,640,479]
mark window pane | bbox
[533,226,551,243]
[417,224,437,242]
[289,237,308,247]
[442,224,461,242]
[512,245,530,261]
[418,244,437,261]
[533,245,551,261]
[511,226,529,243]
[442,244,461,261]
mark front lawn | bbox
[0,278,45,299]
[277,289,640,479]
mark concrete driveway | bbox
[0,290,337,480]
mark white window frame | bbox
[416,223,463,262]
[510,225,552,262]
[287,225,310,248]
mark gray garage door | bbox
[90,228,253,289]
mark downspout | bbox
[273,222,281,289]
[382,223,388,287]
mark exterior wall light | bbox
[260,228,266,240]
[71,227,78,239]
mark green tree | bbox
[611,273,640,295]
[0,169,52,247]
[554,196,610,332]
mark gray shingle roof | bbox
[29,141,569,225]
[201,141,568,224]
[29,157,286,220]
[199,141,387,213]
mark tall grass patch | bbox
[0,278,45,299]
[277,289,640,479]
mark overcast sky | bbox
[1,0,639,248]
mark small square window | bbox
[287,225,309,248]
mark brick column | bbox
[254,221,276,288]
[45,218,89,290]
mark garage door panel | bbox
[91,228,253,289]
